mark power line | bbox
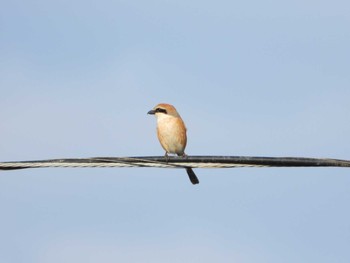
[0,156,349,171]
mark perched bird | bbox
[148,103,199,185]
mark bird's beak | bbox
[147,109,156,115]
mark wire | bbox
[0,156,349,171]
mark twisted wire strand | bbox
[0,156,349,171]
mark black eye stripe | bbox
[156,108,167,114]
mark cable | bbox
[0,156,349,171]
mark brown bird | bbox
[148,103,199,185]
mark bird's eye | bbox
[156,108,167,114]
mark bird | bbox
[148,103,199,185]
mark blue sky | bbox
[1,0,350,262]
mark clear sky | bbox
[1,0,350,262]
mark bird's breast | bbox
[156,116,187,155]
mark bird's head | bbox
[147,103,180,118]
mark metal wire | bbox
[0,156,349,171]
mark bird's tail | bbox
[186,168,199,185]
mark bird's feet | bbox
[164,152,169,163]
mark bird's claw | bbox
[164,152,169,163]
